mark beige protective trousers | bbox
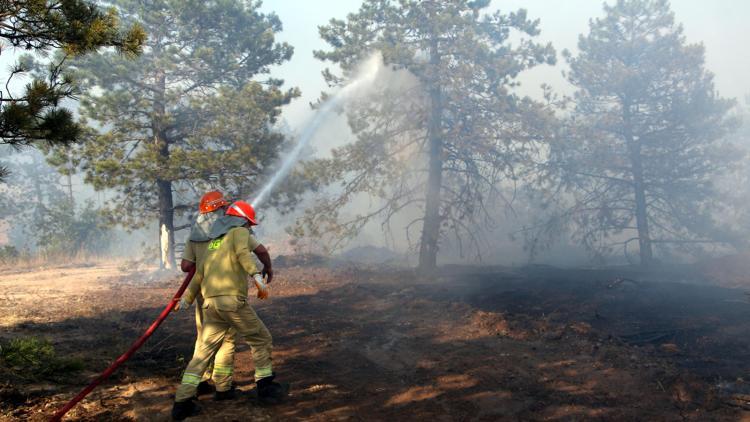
[194,294,236,383]
[176,296,273,402]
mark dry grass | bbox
[0,252,131,274]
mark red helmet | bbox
[199,191,228,214]
[226,200,258,225]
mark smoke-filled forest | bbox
[2,0,750,421]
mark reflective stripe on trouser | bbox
[175,296,273,402]
[194,295,236,383]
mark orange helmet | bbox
[199,191,229,214]
[226,200,258,225]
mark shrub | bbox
[0,245,19,264]
[0,337,84,382]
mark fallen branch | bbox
[607,277,642,289]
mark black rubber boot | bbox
[171,398,201,420]
[257,374,289,405]
[213,385,238,401]
[196,381,214,396]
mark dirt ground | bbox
[2,258,750,421]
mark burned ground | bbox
[1,261,750,421]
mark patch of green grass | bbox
[0,337,84,382]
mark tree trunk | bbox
[624,104,654,267]
[153,70,175,270]
[66,172,73,205]
[630,155,653,266]
[65,154,74,206]
[157,178,175,269]
[418,38,443,272]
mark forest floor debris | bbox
[1,261,750,420]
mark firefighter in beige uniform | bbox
[179,191,236,397]
[172,201,287,420]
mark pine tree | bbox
[54,0,298,269]
[539,0,738,265]
[299,0,555,271]
[0,147,111,257]
[0,0,144,180]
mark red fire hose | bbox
[49,267,196,422]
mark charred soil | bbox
[1,261,749,421]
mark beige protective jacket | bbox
[185,227,260,303]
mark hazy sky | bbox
[261,0,750,126]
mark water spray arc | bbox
[48,54,383,422]
[251,54,383,208]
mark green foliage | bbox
[0,337,84,381]
[297,0,556,262]
[181,83,308,209]
[52,0,300,267]
[0,246,20,264]
[0,148,68,247]
[532,0,739,263]
[0,148,112,257]
[0,0,145,180]
[31,199,113,257]
[0,0,145,54]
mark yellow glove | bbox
[253,274,269,300]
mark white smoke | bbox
[251,53,384,208]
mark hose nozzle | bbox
[253,273,269,300]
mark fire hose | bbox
[49,267,196,422]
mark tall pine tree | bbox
[299,0,555,271]
[538,0,737,265]
[55,0,298,269]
